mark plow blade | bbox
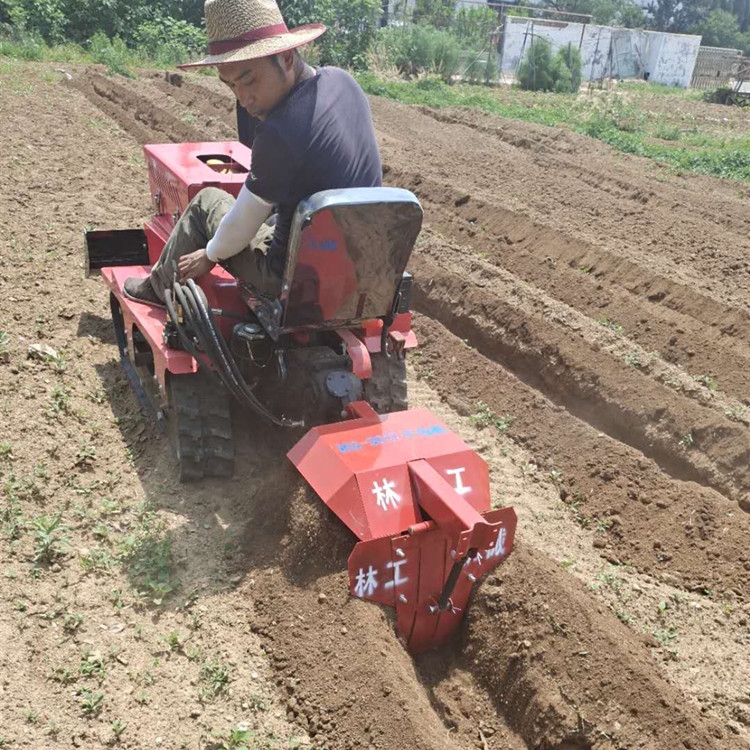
[288,401,517,653]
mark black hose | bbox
[185,280,298,428]
[172,279,298,428]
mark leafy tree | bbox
[646,0,712,32]
[279,0,382,68]
[696,8,743,46]
[518,36,555,90]
[518,37,582,93]
[412,0,456,28]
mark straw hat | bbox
[179,0,326,69]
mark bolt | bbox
[428,605,438,614]
[467,573,477,583]
[398,594,408,604]
[450,549,457,560]
[395,548,406,558]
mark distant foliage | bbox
[412,0,457,29]
[379,24,462,81]
[279,0,382,69]
[454,7,500,49]
[518,38,583,93]
[134,16,206,65]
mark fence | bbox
[690,45,744,90]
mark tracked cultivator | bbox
[86,139,516,652]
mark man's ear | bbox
[279,49,296,72]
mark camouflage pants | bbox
[150,187,279,301]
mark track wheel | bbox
[363,352,408,414]
[168,371,235,482]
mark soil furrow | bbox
[409,313,750,598]
[410,242,750,507]
[387,165,750,406]
[69,71,207,146]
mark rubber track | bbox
[169,371,234,481]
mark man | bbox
[124,0,382,307]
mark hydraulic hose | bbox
[168,279,298,428]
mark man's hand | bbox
[177,248,215,282]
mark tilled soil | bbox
[1,60,749,750]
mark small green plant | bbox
[78,688,104,716]
[598,316,625,335]
[724,405,747,422]
[63,613,84,634]
[678,432,694,448]
[616,610,635,625]
[25,710,39,724]
[134,690,151,706]
[652,627,678,646]
[199,659,231,702]
[80,647,106,681]
[49,384,72,416]
[0,443,13,461]
[75,442,97,467]
[111,719,127,740]
[50,665,77,684]
[166,629,181,652]
[32,514,71,564]
[624,350,642,368]
[693,374,718,391]
[470,401,513,433]
[0,330,10,363]
[80,547,113,574]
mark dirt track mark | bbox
[410,313,750,598]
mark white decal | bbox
[384,559,409,589]
[446,468,472,496]
[372,479,401,512]
[485,528,508,560]
[354,566,379,597]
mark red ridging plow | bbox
[289,401,517,653]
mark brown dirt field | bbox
[1,59,749,750]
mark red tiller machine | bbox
[86,140,516,652]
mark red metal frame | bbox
[288,403,517,653]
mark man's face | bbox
[217,54,292,120]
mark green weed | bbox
[111,719,127,740]
[470,401,513,433]
[32,514,70,564]
[693,374,718,391]
[598,316,625,335]
[199,659,231,702]
[78,687,104,716]
[118,508,177,604]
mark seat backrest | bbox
[279,188,423,330]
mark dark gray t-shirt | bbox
[237,67,382,276]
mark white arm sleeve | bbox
[205,185,274,263]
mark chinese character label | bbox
[446,467,472,496]
[384,559,409,590]
[354,566,379,597]
[485,528,508,560]
[372,479,401,512]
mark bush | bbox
[379,24,461,81]
[518,37,555,91]
[518,37,582,93]
[89,31,135,77]
[134,15,206,65]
